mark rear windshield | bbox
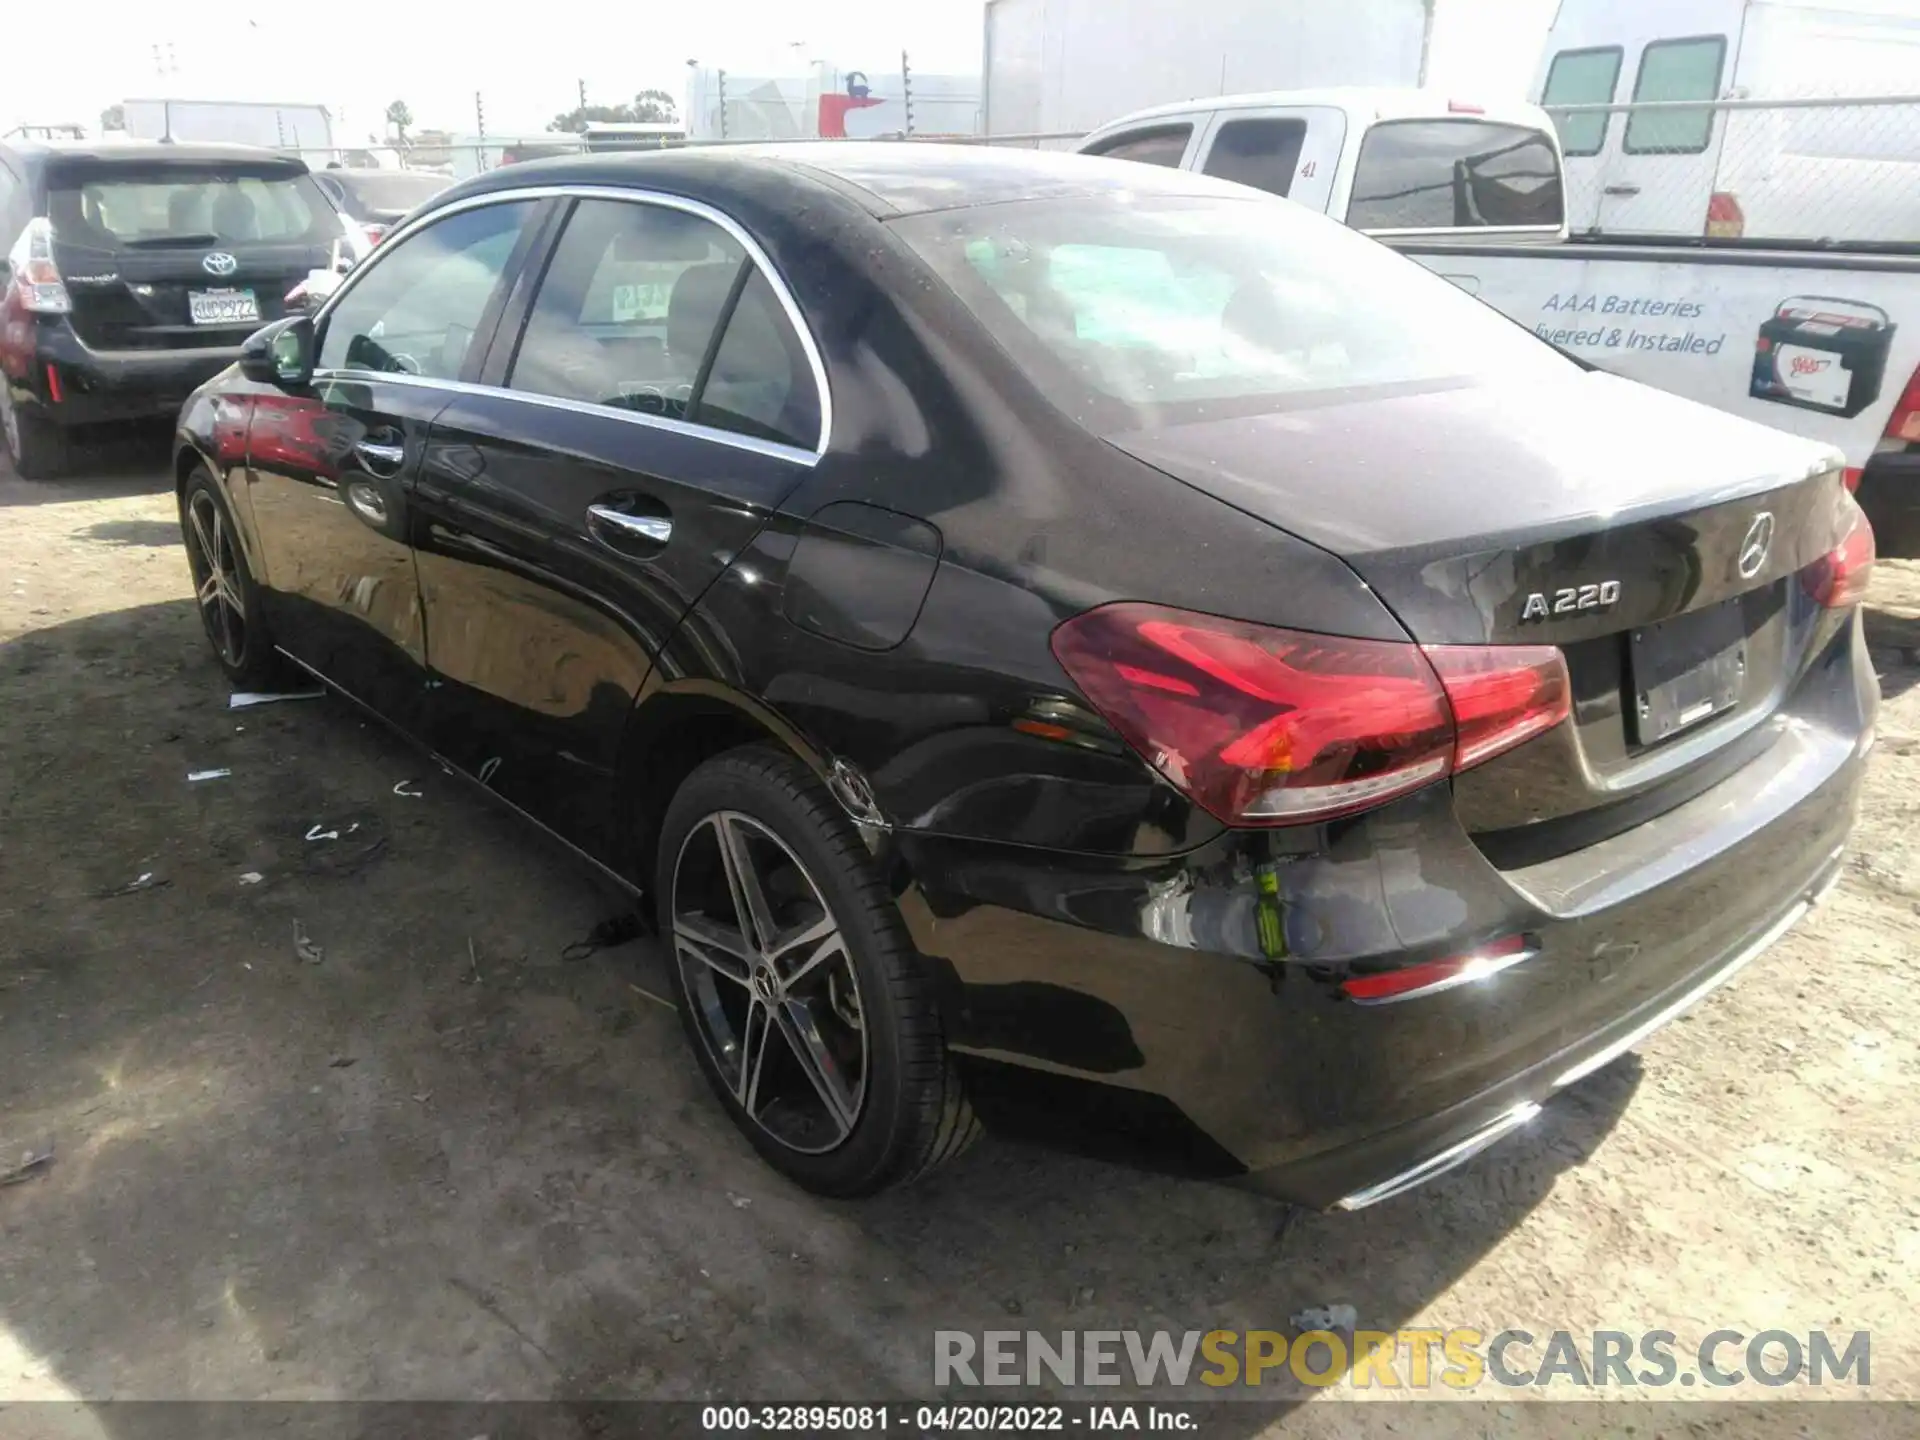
[47,164,339,249]
[1348,120,1564,231]
[892,194,1573,431]
[324,169,450,214]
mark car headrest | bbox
[212,188,258,240]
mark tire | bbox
[180,467,287,689]
[0,382,69,480]
[656,744,979,1197]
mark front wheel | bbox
[656,745,979,1196]
[180,468,286,689]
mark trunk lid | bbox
[1108,369,1856,853]
[1109,371,1845,645]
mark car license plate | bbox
[1628,598,1748,746]
[189,288,261,326]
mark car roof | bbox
[443,141,1262,220]
[1083,87,1556,142]
[4,138,311,170]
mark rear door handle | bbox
[1602,183,1642,197]
[587,503,672,546]
[354,439,406,475]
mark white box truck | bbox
[120,98,335,156]
[980,0,1434,138]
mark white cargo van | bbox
[1536,0,1920,244]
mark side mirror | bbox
[240,315,315,389]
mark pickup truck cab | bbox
[1078,88,1568,242]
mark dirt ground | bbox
[1,434,1917,1435]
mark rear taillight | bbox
[1802,496,1875,609]
[1705,191,1745,240]
[1049,603,1572,826]
[1884,364,1920,445]
[364,223,390,245]
[6,217,72,314]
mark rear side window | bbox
[692,268,821,451]
[1347,120,1565,230]
[1625,37,1727,154]
[45,165,339,248]
[1542,47,1623,157]
[1201,118,1309,198]
[508,198,746,420]
[318,200,534,380]
[1083,126,1192,168]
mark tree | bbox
[548,88,678,133]
[385,100,413,144]
[100,104,125,133]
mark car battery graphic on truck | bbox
[1750,297,1896,420]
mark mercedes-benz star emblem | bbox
[201,252,239,277]
[1738,512,1775,580]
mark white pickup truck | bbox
[1078,87,1920,554]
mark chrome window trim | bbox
[311,368,820,467]
[310,183,833,463]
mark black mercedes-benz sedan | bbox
[172,144,1876,1208]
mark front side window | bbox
[1625,37,1727,154]
[894,194,1575,432]
[1348,120,1564,230]
[1201,118,1309,198]
[1085,126,1193,169]
[317,200,534,379]
[508,199,746,420]
[1542,47,1623,157]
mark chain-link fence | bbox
[1545,94,1920,247]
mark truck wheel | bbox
[657,744,980,1196]
[1,383,70,480]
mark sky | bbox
[3,0,1557,141]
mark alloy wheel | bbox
[672,811,869,1154]
[185,490,247,668]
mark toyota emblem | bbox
[202,251,239,277]
[1737,512,1775,580]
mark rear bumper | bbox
[896,614,1874,1209]
[22,323,241,427]
[1320,858,1839,1211]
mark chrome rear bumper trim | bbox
[1334,1102,1543,1212]
[1550,890,1813,1090]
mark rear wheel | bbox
[0,382,69,480]
[181,469,286,689]
[657,745,979,1196]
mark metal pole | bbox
[717,70,728,140]
[579,79,588,112]
[902,50,914,135]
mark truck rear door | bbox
[1188,106,1347,215]
[1537,0,1744,238]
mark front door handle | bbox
[587,503,672,546]
[354,439,406,475]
